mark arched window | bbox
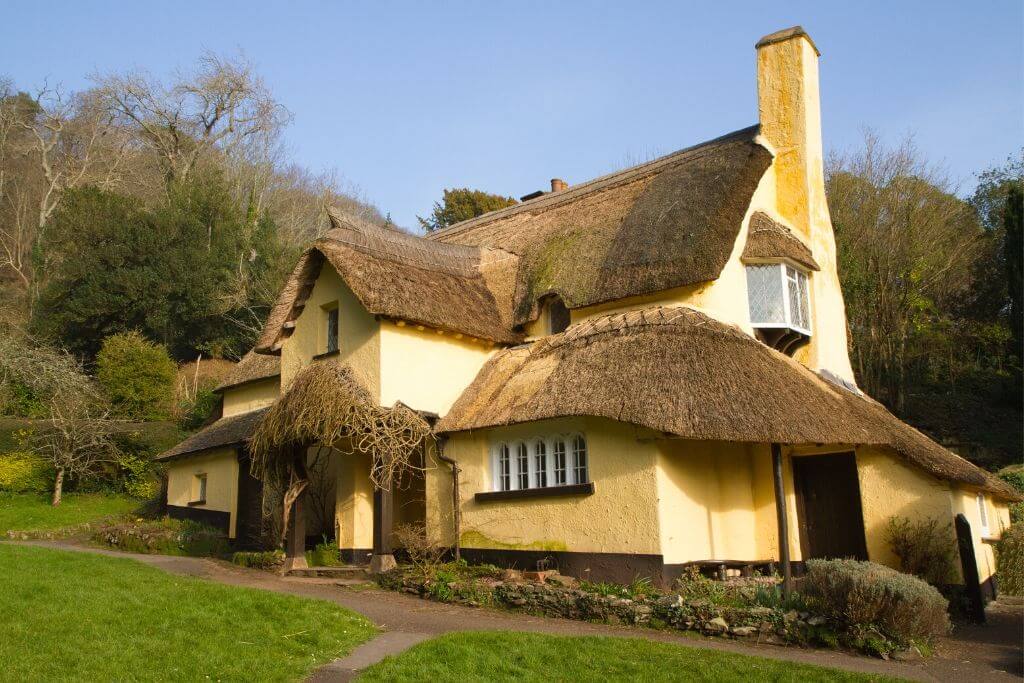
[534,439,548,488]
[497,443,511,491]
[572,435,588,484]
[553,439,567,485]
[516,442,530,490]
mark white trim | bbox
[977,492,990,536]
[746,261,813,336]
[490,433,588,492]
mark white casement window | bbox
[492,434,588,492]
[497,444,511,491]
[746,262,812,336]
[977,492,990,536]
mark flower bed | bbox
[376,560,946,658]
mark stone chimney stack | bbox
[755,26,824,240]
[550,178,568,193]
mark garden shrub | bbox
[117,454,161,500]
[179,387,220,431]
[996,523,1024,596]
[887,516,958,585]
[232,549,285,570]
[306,537,342,567]
[0,451,54,493]
[998,467,1024,523]
[801,559,949,652]
[96,331,177,420]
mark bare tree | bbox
[92,52,290,185]
[827,131,983,409]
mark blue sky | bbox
[2,1,1021,230]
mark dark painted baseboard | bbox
[459,547,667,586]
[167,504,230,535]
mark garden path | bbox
[21,541,1022,682]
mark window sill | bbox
[474,482,594,502]
[981,536,999,545]
[313,349,340,361]
[187,499,207,507]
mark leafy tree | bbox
[96,331,177,420]
[417,188,516,232]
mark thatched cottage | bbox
[160,27,1018,591]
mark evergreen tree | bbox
[417,188,516,232]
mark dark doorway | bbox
[793,452,868,560]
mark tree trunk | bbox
[51,468,64,507]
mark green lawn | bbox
[0,492,138,534]
[359,631,902,683]
[0,544,376,681]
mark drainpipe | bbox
[434,435,461,560]
[772,443,792,598]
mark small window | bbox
[516,442,530,490]
[553,440,567,485]
[497,444,511,491]
[746,262,812,354]
[325,307,340,353]
[572,435,588,484]
[547,297,570,334]
[534,440,548,488]
[193,474,207,503]
[977,493,990,536]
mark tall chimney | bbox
[550,178,568,192]
[755,26,824,239]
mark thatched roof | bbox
[214,351,280,393]
[156,408,268,462]
[249,358,431,489]
[430,126,773,326]
[437,306,1019,500]
[254,213,522,353]
[742,212,820,271]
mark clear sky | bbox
[2,1,1021,230]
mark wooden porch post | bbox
[772,443,792,598]
[371,486,396,573]
[284,491,308,571]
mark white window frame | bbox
[491,433,588,492]
[745,260,812,336]
[977,492,990,536]
[193,473,208,503]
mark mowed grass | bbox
[0,492,138,533]
[0,544,376,681]
[359,631,903,683]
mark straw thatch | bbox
[742,212,820,271]
[254,214,522,354]
[437,306,1019,500]
[430,126,773,326]
[214,351,280,393]
[156,408,269,462]
[248,358,431,491]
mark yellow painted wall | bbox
[378,321,494,415]
[336,449,374,551]
[166,448,240,538]
[854,446,956,570]
[429,417,662,555]
[281,263,380,399]
[951,486,1002,585]
[221,377,279,417]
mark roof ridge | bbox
[428,124,761,241]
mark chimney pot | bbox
[551,178,568,192]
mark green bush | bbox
[887,516,958,585]
[232,550,285,570]
[0,452,53,493]
[306,538,342,567]
[179,388,219,431]
[801,559,949,653]
[96,332,177,420]
[118,454,160,500]
[998,467,1024,523]
[996,523,1024,596]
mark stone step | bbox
[285,565,371,580]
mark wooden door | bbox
[793,452,868,561]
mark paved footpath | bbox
[21,541,1023,682]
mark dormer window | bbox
[543,295,570,335]
[324,303,339,354]
[746,262,811,354]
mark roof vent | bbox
[520,190,545,202]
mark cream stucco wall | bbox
[166,448,240,538]
[281,264,380,398]
[336,449,374,551]
[951,486,1004,585]
[429,417,662,555]
[378,321,495,416]
[220,377,280,417]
